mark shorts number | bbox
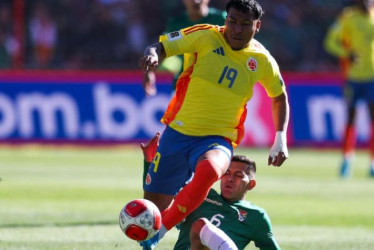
[210,214,224,227]
[218,66,237,88]
[152,152,161,172]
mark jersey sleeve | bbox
[253,211,280,250]
[259,54,286,98]
[159,24,214,58]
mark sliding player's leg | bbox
[190,218,238,250]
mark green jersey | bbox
[162,8,226,90]
[173,189,280,250]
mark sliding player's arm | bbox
[253,212,280,250]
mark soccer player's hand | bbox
[268,131,288,167]
[140,132,161,163]
[139,54,159,71]
[143,70,157,96]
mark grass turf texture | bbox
[0,146,373,249]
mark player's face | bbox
[220,161,252,202]
[224,8,261,50]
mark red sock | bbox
[343,125,355,156]
[370,123,374,159]
[162,159,221,230]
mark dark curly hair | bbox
[231,155,256,177]
[226,0,264,20]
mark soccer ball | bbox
[119,199,162,241]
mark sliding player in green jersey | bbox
[324,0,374,178]
[140,133,280,250]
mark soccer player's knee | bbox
[196,159,222,183]
[191,218,209,235]
[199,219,238,250]
[190,218,209,249]
[201,150,231,177]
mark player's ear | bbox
[255,20,261,33]
[248,179,256,190]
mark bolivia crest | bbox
[238,209,248,221]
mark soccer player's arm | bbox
[324,14,350,59]
[142,19,184,96]
[141,25,207,94]
[139,34,177,95]
[159,25,211,58]
[253,211,280,250]
[260,55,289,166]
[324,21,349,58]
[139,42,166,71]
[324,12,352,74]
[158,17,184,74]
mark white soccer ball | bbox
[119,198,161,241]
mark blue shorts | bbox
[143,126,233,195]
[346,80,374,106]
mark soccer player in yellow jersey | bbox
[138,0,289,248]
[324,0,374,178]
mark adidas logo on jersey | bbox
[213,47,225,56]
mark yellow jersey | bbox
[324,6,374,81]
[159,24,285,146]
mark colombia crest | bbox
[145,173,152,185]
[246,57,257,72]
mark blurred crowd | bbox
[1,0,350,71]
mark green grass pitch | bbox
[0,145,373,249]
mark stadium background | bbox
[1,0,370,147]
[1,0,345,71]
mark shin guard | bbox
[162,159,221,230]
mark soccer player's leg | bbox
[142,128,189,212]
[359,80,374,177]
[370,121,374,176]
[341,82,357,178]
[190,218,238,250]
[369,104,374,177]
[162,137,232,230]
[367,82,374,177]
[141,127,196,248]
[341,117,355,178]
[140,132,161,187]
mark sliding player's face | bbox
[220,161,252,202]
[224,7,261,50]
